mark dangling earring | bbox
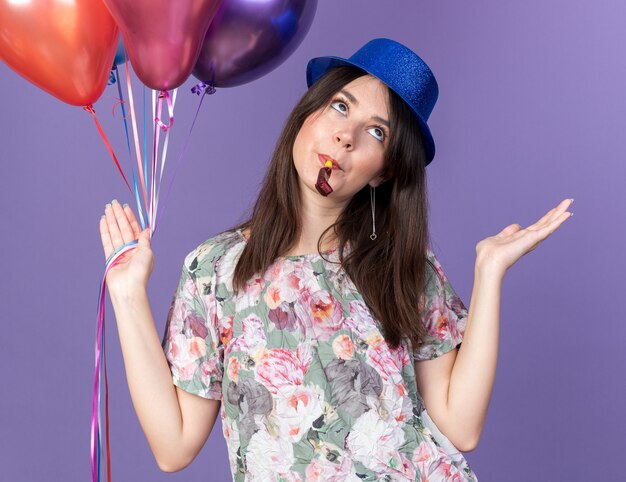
[370,186,377,240]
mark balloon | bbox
[0,0,119,106]
[102,0,225,91]
[193,0,318,88]
[113,37,126,66]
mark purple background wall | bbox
[1,1,624,480]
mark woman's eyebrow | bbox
[339,89,359,105]
[340,89,390,127]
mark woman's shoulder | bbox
[181,228,245,275]
[423,243,448,280]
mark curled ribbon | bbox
[92,63,219,482]
[91,240,140,482]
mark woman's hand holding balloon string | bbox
[475,198,574,277]
[97,200,194,473]
[99,199,154,298]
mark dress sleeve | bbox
[413,247,469,361]
[161,249,223,400]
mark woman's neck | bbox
[285,224,339,256]
[242,219,340,257]
[287,186,346,255]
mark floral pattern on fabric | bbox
[161,230,478,481]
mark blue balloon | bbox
[113,36,126,66]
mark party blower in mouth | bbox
[315,160,334,196]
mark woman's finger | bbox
[100,216,114,259]
[495,223,522,239]
[528,198,573,231]
[538,209,572,236]
[529,204,561,230]
[110,200,135,245]
[123,204,143,239]
[522,210,572,257]
[105,202,124,249]
[536,199,573,231]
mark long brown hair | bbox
[231,65,438,350]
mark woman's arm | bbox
[415,198,573,451]
[414,262,502,452]
[448,262,502,450]
[101,201,221,471]
[110,288,220,472]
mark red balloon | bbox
[102,0,225,91]
[0,0,119,106]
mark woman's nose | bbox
[334,129,354,149]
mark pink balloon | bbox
[102,0,225,91]
[192,0,317,88]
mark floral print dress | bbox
[161,229,479,481]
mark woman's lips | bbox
[318,154,341,170]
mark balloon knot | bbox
[191,82,216,96]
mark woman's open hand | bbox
[99,199,154,297]
[475,197,574,276]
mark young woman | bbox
[99,38,573,481]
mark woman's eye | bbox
[369,127,386,142]
[330,100,348,115]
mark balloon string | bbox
[98,332,102,479]
[91,284,101,482]
[90,58,176,482]
[154,82,215,232]
[92,55,178,482]
[153,89,177,235]
[114,65,148,231]
[143,87,149,224]
[151,93,161,231]
[91,239,144,482]
[92,262,108,482]
[149,90,175,232]
[150,89,155,203]
[83,105,132,194]
[113,66,132,157]
[104,318,112,482]
[132,168,147,231]
[123,46,150,228]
